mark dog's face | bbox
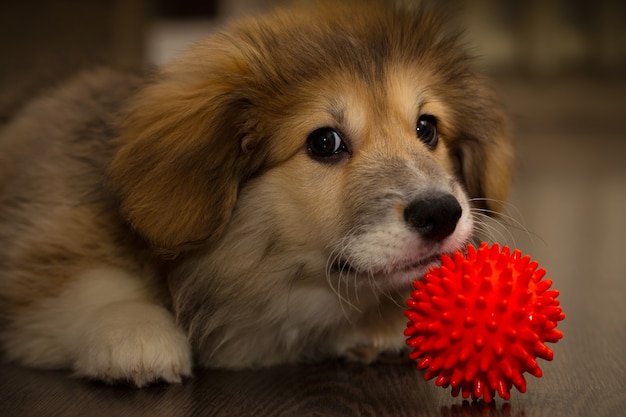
[225,68,477,292]
[108,2,513,331]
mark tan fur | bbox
[0,1,513,385]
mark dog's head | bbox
[108,2,512,289]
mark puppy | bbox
[0,1,513,387]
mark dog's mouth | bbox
[394,253,442,274]
[331,252,442,289]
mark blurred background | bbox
[1,0,625,91]
[0,0,624,401]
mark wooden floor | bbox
[1,76,625,416]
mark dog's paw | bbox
[342,343,410,364]
[72,302,192,387]
[343,343,382,363]
[333,316,409,365]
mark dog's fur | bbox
[0,2,513,386]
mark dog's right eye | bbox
[416,115,438,149]
[307,128,349,161]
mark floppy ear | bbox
[108,53,262,253]
[451,88,514,215]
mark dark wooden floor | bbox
[6,356,623,417]
[1,77,625,417]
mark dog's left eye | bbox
[307,128,349,161]
[416,115,438,149]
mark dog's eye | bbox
[416,115,438,149]
[307,128,349,161]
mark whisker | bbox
[325,248,357,319]
[381,283,407,309]
[391,290,409,309]
[471,211,517,246]
[351,263,361,305]
[325,227,372,316]
[469,197,546,248]
[469,198,532,233]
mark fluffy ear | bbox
[456,131,513,214]
[451,88,514,215]
[108,54,263,253]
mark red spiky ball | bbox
[404,242,565,402]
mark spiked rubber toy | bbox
[404,243,565,402]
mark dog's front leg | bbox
[2,267,192,387]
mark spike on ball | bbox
[404,243,565,402]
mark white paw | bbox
[72,301,192,387]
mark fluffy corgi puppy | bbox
[0,1,513,386]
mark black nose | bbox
[403,194,462,242]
